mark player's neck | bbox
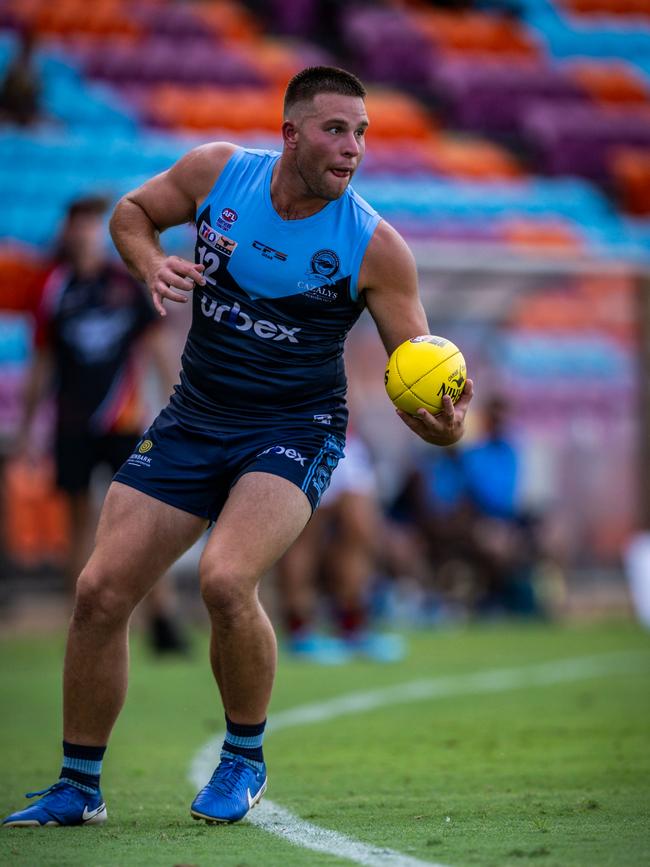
[271,157,329,220]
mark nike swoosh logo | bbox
[82,804,105,822]
[246,789,254,809]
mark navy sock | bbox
[221,716,265,772]
[60,741,106,794]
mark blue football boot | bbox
[2,782,106,827]
[191,756,267,824]
[346,631,407,663]
[287,632,351,665]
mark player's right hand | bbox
[146,256,206,316]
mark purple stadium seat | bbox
[81,38,266,87]
[132,4,214,39]
[430,59,586,134]
[340,7,434,88]
[522,102,650,179]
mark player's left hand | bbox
[396,379,474,446]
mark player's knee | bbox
[199,562,256,619]
[72,569,134,629]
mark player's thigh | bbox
[200,472,312,591]
[81,481,208,606]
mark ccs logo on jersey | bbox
[216,207,238,232]
[138,439,153,454]
[253,240,287,262]
[199,221,238,257]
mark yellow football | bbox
[385,335,467,415]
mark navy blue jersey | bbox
[173,147,381,432]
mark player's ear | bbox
[282,119,299,150]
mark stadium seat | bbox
[567,61,650,106]
[430,59,586,134]
[611,148,650,215]
[410,9,541,59]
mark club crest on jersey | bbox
[309,249,340,281]
[199,222,238,257]
[216,207,238,232]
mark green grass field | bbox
[0,619,649,867]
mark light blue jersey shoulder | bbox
[176,147,382,426]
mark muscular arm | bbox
[109,142,237,316]
[360,221,473,446]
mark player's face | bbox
[294,93,368,201]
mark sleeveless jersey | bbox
[175,147,381,431]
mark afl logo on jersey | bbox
[216,207,238,232]
[310,249,340,280]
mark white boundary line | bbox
[189,650,648,867]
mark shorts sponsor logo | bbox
[199,222,238,256]
[253,240,287,262]
[257,444,307,466]
[138,439,153,454]
[199,294,301,343]
[313,414,332,425]
[309,249,339,280]
[216,207,238,232]
[127,453,152,467]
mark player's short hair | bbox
[284,66,366,117]
[66,195,110,221]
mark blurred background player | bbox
[15,195,189,653]
[276,427,405,663]
[397,394,553,620]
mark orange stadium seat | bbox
[411,11,541,59]
[33,0,141,39]
[0,249,46,313]
[423,136,523,180]
[562,0,650,16]
[509,272,637,342]
[236,39,313,86]
[568,62,649,106]
[611,148,650,215]
[3,460,70,568]
[364,90,437,140]
[501,219,584,254]
[187,0,260,42]
[148,85,283,132]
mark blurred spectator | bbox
[398,394,548,619]
[461,395,542,615]
[0,28,42,128]
[276,431,405,663]
[14,195,188,653]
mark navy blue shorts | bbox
[113,405,346,523]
